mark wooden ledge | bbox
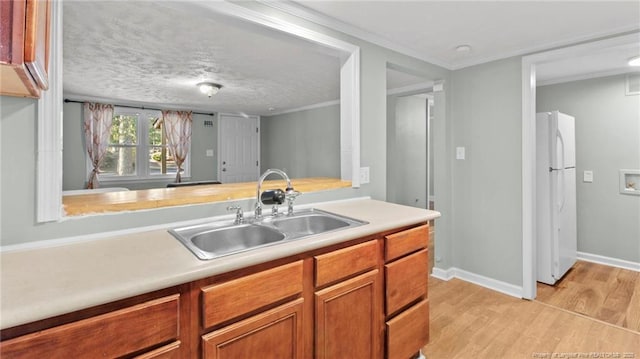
[63,177,351,217]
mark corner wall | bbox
[448,57,523,286]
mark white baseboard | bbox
[431,267,523,299]
[577,252,640,272]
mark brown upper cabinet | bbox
[0,0,51,98]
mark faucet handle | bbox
[227,205,244,224]
[285,188,301,200]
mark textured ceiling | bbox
[64,1,640,115]
[63,1,348,115]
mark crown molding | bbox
[258,0,453,70]
[263,1,640,74]
[537,68,640,87]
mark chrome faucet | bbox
[255,169,300,219]
[227,205,244,224]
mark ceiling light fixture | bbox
[628,56,640,67]
[197,82,222,98]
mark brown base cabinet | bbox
[202,299,304,359]
[315,270,381,359]
[0,223,430,358]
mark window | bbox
[92,107,189,181]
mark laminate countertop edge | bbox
[0,198,440,330]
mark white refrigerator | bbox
[536,111,577,285]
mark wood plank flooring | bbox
[536,260,640,332]
[423,278,639,359]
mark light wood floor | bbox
[536,260,640,332]
[423,277,640,359]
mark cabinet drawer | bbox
[0,295,180,358]
[386,299,429,359]
[315,240,378,287]
[202,260,303,328]
[134,341,181,359]
[385,225,429,262]
[385,248,428,316]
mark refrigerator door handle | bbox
[557,129,566,211]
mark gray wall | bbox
[0,1,449,245]
[62,101,218,190]
[537,74,640,262]
[261,104,340,178]
[447,57,523,286]
[386,94,427,208]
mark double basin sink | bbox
[169,208,368,260]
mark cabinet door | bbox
[315,270,381,359]
[202,299,304,359]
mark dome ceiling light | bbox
[197,82,222,98]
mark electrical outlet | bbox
[205,149,214,157]
[456,147,465,160]
[359,167,370,184]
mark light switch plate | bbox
[359,167,370,184]
[456,147,465,160]
[206,149,214,157]
[583,170,593,183]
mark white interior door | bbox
[218,114,260,183]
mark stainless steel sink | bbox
[169,208,367,260]
[271,212,351,238]
[191,224,285,257]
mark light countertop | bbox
[0,198,440,330]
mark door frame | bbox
[217,113,260,182]
[36,0,361,223]
[520,32,639,300]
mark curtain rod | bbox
[63,99,215,117]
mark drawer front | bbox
[134,341,181,359]
[0,295,180,359]
[386,299,429,359]
[202,260,303,328]
[385,248,428,316]
[385,225,429,262]
[315,240,378,287]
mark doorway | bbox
[521,33,640,302]
[386,64,436,272]
[218,114,260,183]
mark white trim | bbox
[266,100,340,117]
[431,267,523,299]
[521,32,640,301]
[521,56,537,300]
[37,0,63,222]
[431,267,455,281]
[260,0,451,69]
[202,1,358,54]
[578,252,640,272]
[538,68,640,87]
[386,81,434,96]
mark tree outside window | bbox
[94,107,187,181]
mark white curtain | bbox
[162,110,192,182]
[83,102,114,189]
